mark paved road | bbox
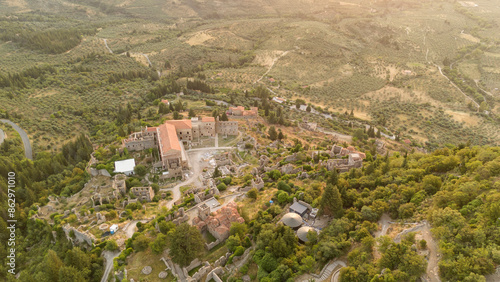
[101,250,121,282]
[0,128,4,145]
[0,119,33,160]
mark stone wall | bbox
[205,239,221,250]
[205,267,224,282]
[62,224,94,246]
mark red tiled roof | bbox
[158,123,181,153]
[202,117,215,122]
[147,127,157,132]
[161,99,169,104]
[166,119,192,129]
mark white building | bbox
[114,159,136,176]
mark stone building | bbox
[193,202,245,241]
[113,174,127,195]
[216,117,238,136]
[122,127,158,151]
[130,186,155,202]
[227,106,258,116]
[123,117,238,176]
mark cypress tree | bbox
[320,184,343,218]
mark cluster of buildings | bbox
[227,106,258,117]
[280,198,320,243]
[193,202,245,241]
[122,117,238,178]
[326,145,367,172]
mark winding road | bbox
[0,128,4,145]
[102,39,113,54]
[101,250,121,282]
[435,65,480,110]
[256,50,291,83]
[0,119,33,160]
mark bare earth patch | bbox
[445,110,480,126]
[186,31,215,46]
[129,53,150,66]
[460,33,480,43]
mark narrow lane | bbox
[0,119,33,160]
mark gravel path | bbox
[102,39,113,54]
[0,119,33,160]
[101,250,121,282]
[0,128,4,145]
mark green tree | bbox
[169,223,204,266]
[221,112,229,121]
[230,222,248,239]
[188,108,196,118]
[300,256,316,272]
[173,111,181,120]
[134,164,147,177]
[105,240,118,251]
[226,235,241,252]
[217,182,227,191]
[45,250,63,282]
[213,166,221,178]
[268,126,278,141]
[277,130,284,140]
[320,184,343,218]
[150,234,168,254]
[260,253,278,272]
[247,188,258,199]
[59,266,86,282]
[132,234,150,252]
[159,221,176,234]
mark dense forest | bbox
[0,134,94,281]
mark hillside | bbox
[1,0,500,281]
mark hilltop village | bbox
[32,93,406,282]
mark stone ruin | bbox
[251,175,264,190]
[141,266,152,275]
[194,187,220,204]
[280,163,303,175]
[259,155,270,168]
[62,224,95,247]
[163,207,189,225]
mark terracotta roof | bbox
[166,119,192,129]
[146,127,157,132]
[158,123,181,153]
[161,99,169,104]
[202,117,215,122]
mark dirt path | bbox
[420,222,441,282]
[160,147,233,209]
[0,119,33,160]
[374,213,392,238]
[435,65,480,110]
[124,219,149,239]
[102,39,113,54]
[0,128,4,145]
[101,250,120,282]
[390,221,440,282]
[256,50,291,83]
